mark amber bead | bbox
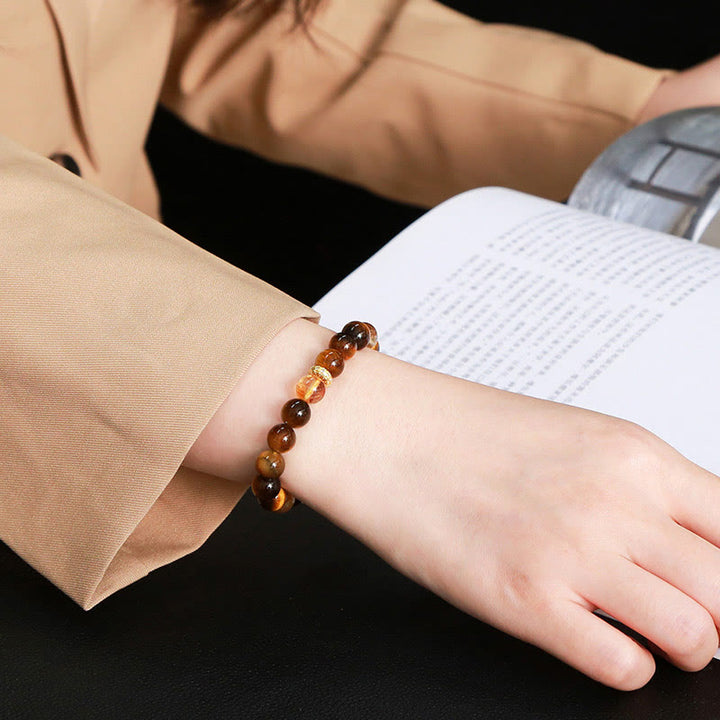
[364,322,379,351]
[329,332,357,360]
[256,449,285,478]
[296,374,326,403]
[267,423,296,452]
[315,348,345,377]
[342,321,369,350]
[252,475,281,502]
[281,398,311,427]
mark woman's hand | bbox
[638,52,720,124]
[185,319,720,690]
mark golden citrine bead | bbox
[315,348,345,377]
[256,449,285,478]
[296,374,326,403]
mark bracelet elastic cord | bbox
[252,321,379,513]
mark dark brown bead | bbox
[315,348,344,377]
[329,332,357,359]
[281,398,311,428]
[260,487,295,513]
[256,449,285,478]
[252,475,281,502]
[267,423,296,452]
[342,321,369,350]
[258,487,282,511]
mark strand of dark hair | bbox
[192,0,321,21]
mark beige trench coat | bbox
[0,0,666,609]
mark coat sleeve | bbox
[0,134,317,609]
[159,0,669,205]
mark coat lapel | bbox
[43,0,103,164]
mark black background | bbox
[3,3,720,718]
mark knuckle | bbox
[599,419,668,479]
[669,610,717,668]
[599,643,648,690]
[614,424,661,466]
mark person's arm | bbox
[160,0,668,205]
[0,134,316,609]
[185,317,720,691]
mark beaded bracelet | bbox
[252,321,379,513]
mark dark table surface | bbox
[5,495,720,720]
[4,2,720,717]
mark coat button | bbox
[49,153,82,177]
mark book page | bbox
[315,187,720,477]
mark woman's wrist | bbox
[182,316,435,513]
[182,318,335,484]
[181,315,462,548]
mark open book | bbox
[315,186,720,485]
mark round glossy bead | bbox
[281,398,311,427]
[310,365,333,387]
[342,321,370,350]
[267,423,296,453]
[315,348,344,377]
[296,374,326,403]
[252,475,281,502]
[259,487,294,512]
[364,322,379,351]
[274,489,296,514]
[256,449,285,478]
[329,332,357,360]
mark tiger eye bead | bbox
[252,475,281,502]
[267,423,296,452]
[296,374,326,403]
[364,322,379,351]
[259,487,295,513]
[274,489,296,514]
[342,321,370,350]
[329,332,357,360]
[281,398,311,427]
[315,348,345,377]
[256,449,285,478]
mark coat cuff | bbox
[0,135,317,608]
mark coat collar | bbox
[43,0,105,165]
